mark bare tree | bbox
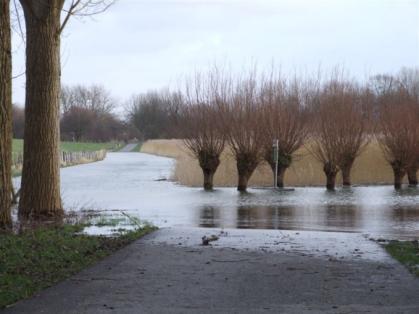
[179,72,228,190]
[0,0,13,229]
[127,90,182,140]
[373,73,419,189]
[18,0,115,219]
[61,84,116,115]
[308,76,371,190]
[224,75,265,191]
[334,82,372,186]
[308,83,341,190]
[261,76,309,187]
[398,68,419,186]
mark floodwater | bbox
[14,153,419,239]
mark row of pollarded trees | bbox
[175,67,419,192]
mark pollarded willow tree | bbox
[373,73,419,189]
[333,82,372,186]
[398,68,419,186]
[308,78,370,190]
[261,76,309,188]
[224,75,265,192]
[308,83,341,191]
[0,0,13,229]
[18,0,114,219]
[180,72,229,190]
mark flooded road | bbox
[17,153,419,239]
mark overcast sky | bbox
[12,0,419,106]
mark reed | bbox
[141,139,400,187]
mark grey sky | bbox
[12,0,419,105]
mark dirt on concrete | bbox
[3,228,419,314]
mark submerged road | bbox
[4,228,419,313]
[8,152,419,313]
[26,152,419,239]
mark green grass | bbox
[131,142,143,152]
[12,139,122,153]
[385,240,419,276]
[0,224,156,308]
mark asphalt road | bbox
[4,228,419,314]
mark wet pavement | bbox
[4,228,419,314]
[15,152,419,239]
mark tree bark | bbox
[18,0,65,219]
[265,149,291,188]
[323,162,338,191]
[276,166,287,188]
[203,171,215,190]
[341,166,352,187]
[268,162,287,188]
[236,154,259,192]
[0,0,12,229]
[407,166,418,186]
[198,151,220,191]
[392,166,405,190]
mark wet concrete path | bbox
[5,228,419,314]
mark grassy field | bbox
[12,139,122,153]
[141,139,399,187]
[0,223,156,308]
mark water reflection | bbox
[15,153,417,240]
[198,204,363,232]
[199,206,221,228]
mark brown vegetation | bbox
[308,78,371,190]
[178,72,228,190]
[224,76,265,191]
[260,76,309,187]
[373,72,419,189]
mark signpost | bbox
[273,139,279,189]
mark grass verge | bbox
[131,142,143,152]
[384,240,419,276]
[12,139,122,153]
[0,223,156,308]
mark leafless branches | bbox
[179,71,229,190]
[223,73,265,191]
[373,70,419,189]
[260,74,309,187]
[307,76,371,190]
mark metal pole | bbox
[273,139,279,189]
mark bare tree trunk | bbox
[236,154,258,192]
[407,166,418,186]
[323,162,338,191]
[203,171,215,190]
[276,166,287,188]
[0,0,12,229]
[340,161,354,187]
[18,0,64,219]
[237,171,251,192]
[198,152,220,191]
[392,165,405,190]
[267,161,287,188]
[265,149,290,188]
